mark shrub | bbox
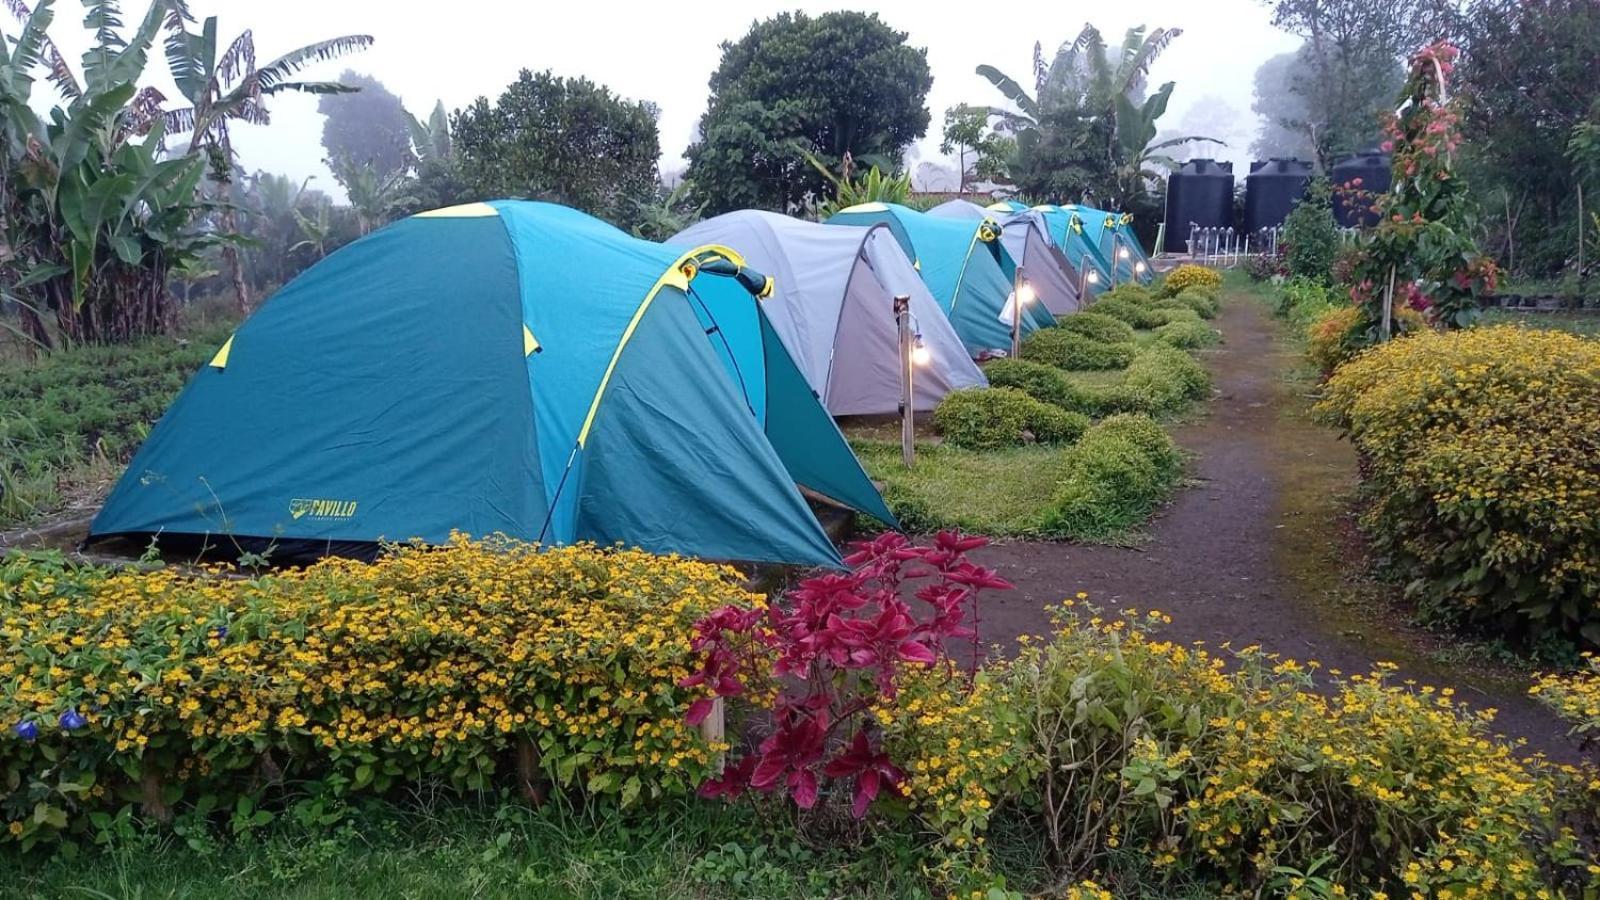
[0,538,749,848]
[1273,275,1340,326]
[1244,249,1287,282]
[1086,296,1166,330]
[1056,311,1136,345]
[1153,318,1219,350]
[980,358,1097,414]
[1159,264,1223,296]
[687,532,1018,824]
[933,387,1088,451]
[1042,415,1181,538]
[1318,326,1600,644]
[1173,287,1220,319]
[997,606,1593,895]
[1281,178,1340,281]
[1097,346,1212,415]
[1306,303,1427,375]
[1097,284,1155,306]
[1530,653,1600,750]
[1146,306,1203,327]
[1020,328,1136,371]
[1306,305,1363,375]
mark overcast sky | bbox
[53,0,1301,192]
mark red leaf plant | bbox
[681,531,1014,818]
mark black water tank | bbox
[1330,152,1391,228]
[1243,158,1314,233]
[1163,159,1234,253]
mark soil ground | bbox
[963,287,1583,762]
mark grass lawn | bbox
[4,797,982,900]
[0,325,231,526]
[1480,307,1600,337]
[853,439,1068,536]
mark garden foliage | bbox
[1019,328,1136,371]
[1319,326,1600,643]
[1042,415,1182,537]
[1055,312,1136,345]
[1159,264,1223,297]
[1153,318,1219,349]
[1280,178,1341,282]
[1531,652,1600,749]
[1085,294,1168,330]
[978,359,1096,415]
[932,387,1088,451]
[0,537,748,848]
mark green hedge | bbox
[1056,312,1136,345]
[1089,345,1213,415]
[980,359,1098,415]
[1086,295,1166,330]
[1154,318,1220,349]
[932,387,1090,451]
[1020,328,1136,371]
[1042,414,1183,538]
[1174,287,1220,319]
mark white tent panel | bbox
[670,211,985,416]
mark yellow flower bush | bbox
[1531,652,1600,746]
[875,667,1034,845]
[932,603,1597,895]
[1305,304,1426,375]
[1318,325,1600,642]
[0,536,754,847]
[1159,264,1223,297]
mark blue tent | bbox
[824,203,1053,355]
[992,203,1116,297]
[1076,205,1154,286]
[91,201,896,568]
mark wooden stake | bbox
[1382,264,1397,340]
[699,698,726,776]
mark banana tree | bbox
[1113,82,1222,198]
[801,149,912,219]
[0,0,222,346]
[160,5,371,311]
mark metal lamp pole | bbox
[1078,266,1100,303]
[1109,233,1124,288]
[895,294,915,468]
[1010,266,1030,359]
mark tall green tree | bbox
[977,25,1213,206]
[452,69,660,228]
[1457,0,1600,276]
[0,0,220,347]
[1260,0,1451,168]
[317,70,410,177]
[160,5,372,312]
[684,11,932,214]
[1249,52,1319,160]
[940,104,1010,192]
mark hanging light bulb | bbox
[911,334,931,367]
[1086,269,1100,285]
[1135,260,1148,274]
[1017,281,1036,305]
[1118,247,1131,260]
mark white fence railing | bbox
[1179,224,1362,266]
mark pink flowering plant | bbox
[1347,41,1497,337]
[681,531,1012,819]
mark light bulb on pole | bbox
[1010,268,1031,359]
[894,295,915,468]
[1134,260,1147,276]
[911,335,931,367]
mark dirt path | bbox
[968,288,1582,761]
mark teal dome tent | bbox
[990,203,1117,297]
[91,201,896,568]
[824,202,1053,355]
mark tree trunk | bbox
[220,203,250,314]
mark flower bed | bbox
[0,537,750,847]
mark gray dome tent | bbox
[927,199,1084,318]
[670,211,985,416]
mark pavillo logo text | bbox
[289,499,359,520]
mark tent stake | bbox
[895,295,915,468]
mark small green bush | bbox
[1147,307,1204,327]
[1056,311,1136,345]
[1043,415,1181,537]
[981,358,1097,414]
[1020,328,1136,371]
[1087,296,1166,330]
[933,387,1088,451]
[1091,412,1183,478]
[1098,345,1212,414]
[1282,178,1339,282]
[1154,318,1220,349]
[1175,287,1220,318]
[1098,284,1156,305]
